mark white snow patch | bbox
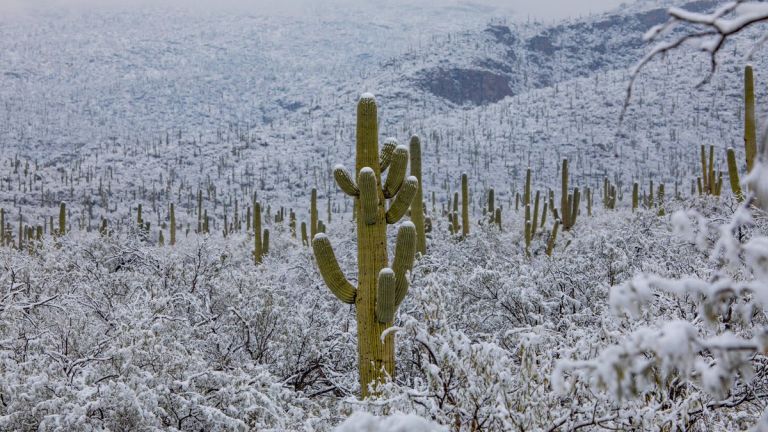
[335,412,445,432]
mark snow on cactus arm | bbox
[334,164,359,197]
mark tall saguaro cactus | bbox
[745,65,757,172]
[313,94,418,398]
[409,135,426,255]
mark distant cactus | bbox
[253,200,269,264]
[313,94,418,398]
[59,202,66,236]
[632,182,639,211]
[657,184,666,216]
[699,145,721,196]
[727,148,743,200]
[461,173,469,237]
[169,203,176,246]
[546,220,560,256]
[310,188,318,239]
[560,160,579,230]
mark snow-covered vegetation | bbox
[1,0,768,430]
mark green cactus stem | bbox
[409,136,426,255]
[310,188,318,238]
[59,202,66,236]
[0,208,5,246]
[727,148,743,200]
[561,160,570,229]
[253,200,266,264]
[169,203,176,246]
[745,65,757,172]
[461,173,469,237]
[531,191,540,237]
[546,220,560,256]
[632,182,639,212]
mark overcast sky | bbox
[0,0,626,21]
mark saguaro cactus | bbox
[409,135,426,255]
[313,94,418,398]
[461,173,469,237]
[560,160,578,230]
[745,65,757,172]
[727,148,743,200]
[58,202,66,236]
[310,188,318,239]
[169,203,176,246]
[253,200,269,264]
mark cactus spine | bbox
[409,136,426,255]
[745,65,757,172]
[313,95,418,397]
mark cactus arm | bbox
[391,222,416,308]
[382,145,409,198]
[546,220,560,256]
[570,187,580,227]
[385,176,418,224]
[375,268,396,323]
[312,234,357,304]
[334,164,359,197]
[358,168,379,225]
[379,138,397,172]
